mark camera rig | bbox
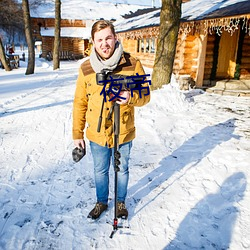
[96,69,147,238]
[96,69,145,96]
[96,69,148,133]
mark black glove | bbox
[72,146,86,162]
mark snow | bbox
[0,49,250,250]
[30,0,152,20]
[40,27,92,39]
[89,0,161,7]
[115,9,160,32]
[182,0,249,21]
[114,0,249,32]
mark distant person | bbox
[8,46,14,54]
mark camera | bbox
[96,69,144,91]
[72,146,86,162]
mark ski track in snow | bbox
[0,58,250,249]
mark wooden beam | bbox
[195,33,207,87]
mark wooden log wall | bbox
[173,34,185,75]
[173,34,199,80]
[183,35,198,79]
[32,18,86,29]
[121,39,137,54]
[203,34,216,82]
[134,53,156,68]
[61,38,74,52]
[240,35,250,79]
[41,37,53,58]
[72,38,88,56]
[41,37,86,58]
[121,38,156,68]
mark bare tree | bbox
[0,0,23,71]
[0,0,24,37]
[53,0,61,70]
[0,37,11,71]
[151,0,182,90]
[22,0,35,75]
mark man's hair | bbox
[91,20,116,40]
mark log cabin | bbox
[30,1,151,61]
[31,18,92,60]
[115,0,250,93]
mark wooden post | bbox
[144,38,146,54]
[139,39,142,53]
[195,32,207,88]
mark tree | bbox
[0,0,24,43]
[22,0,35,75]
[0,37,11,71]
[151,0,182,90]
[53,0,61,70]
[0,0,23,71]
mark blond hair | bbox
[91,20,116,40]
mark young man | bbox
[72,20,150,220]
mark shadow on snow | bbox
[0,100,73,117]
[164,172,247,249]
[128,118,239,213]
[127,118,243,248]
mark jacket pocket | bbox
[120,106,135,133]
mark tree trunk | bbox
[53,0,61,70]
[0,37,11,71]
[22,0,35,75]
[151,0,182,90]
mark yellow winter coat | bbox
[72,52,150,148]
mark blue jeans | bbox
[90,141,132,205]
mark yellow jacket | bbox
[72,52,150,148]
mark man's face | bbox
[93,27,117,60]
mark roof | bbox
[30,0,151,20]
[196,1,250,20]
[40,27,91,39]
[115,8,160,33]
[115,0,250,32]
[182,0,250,21]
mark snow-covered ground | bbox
[0,50,250,250]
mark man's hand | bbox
[116,90,130,105]
[74,139,85,149]
[72,139,86,162]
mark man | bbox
[72,20,150,220]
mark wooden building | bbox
[115,0,250,88]
[30,1,152,61]
[31,18,92,60]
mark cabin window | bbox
[137,39,143,53]
[137,38,156,54]
[150,38,155,53]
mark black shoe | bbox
[117,202,128,219]
[87,202,108,220]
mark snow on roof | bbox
[114,8,160,33]
[30,0,151,20]
[182,0,250,21]
[114,0,250,33]
[40,27,92,39]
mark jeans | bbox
[90,140,132,205]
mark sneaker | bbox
[87,202,108,220]
[117,202,128,219]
